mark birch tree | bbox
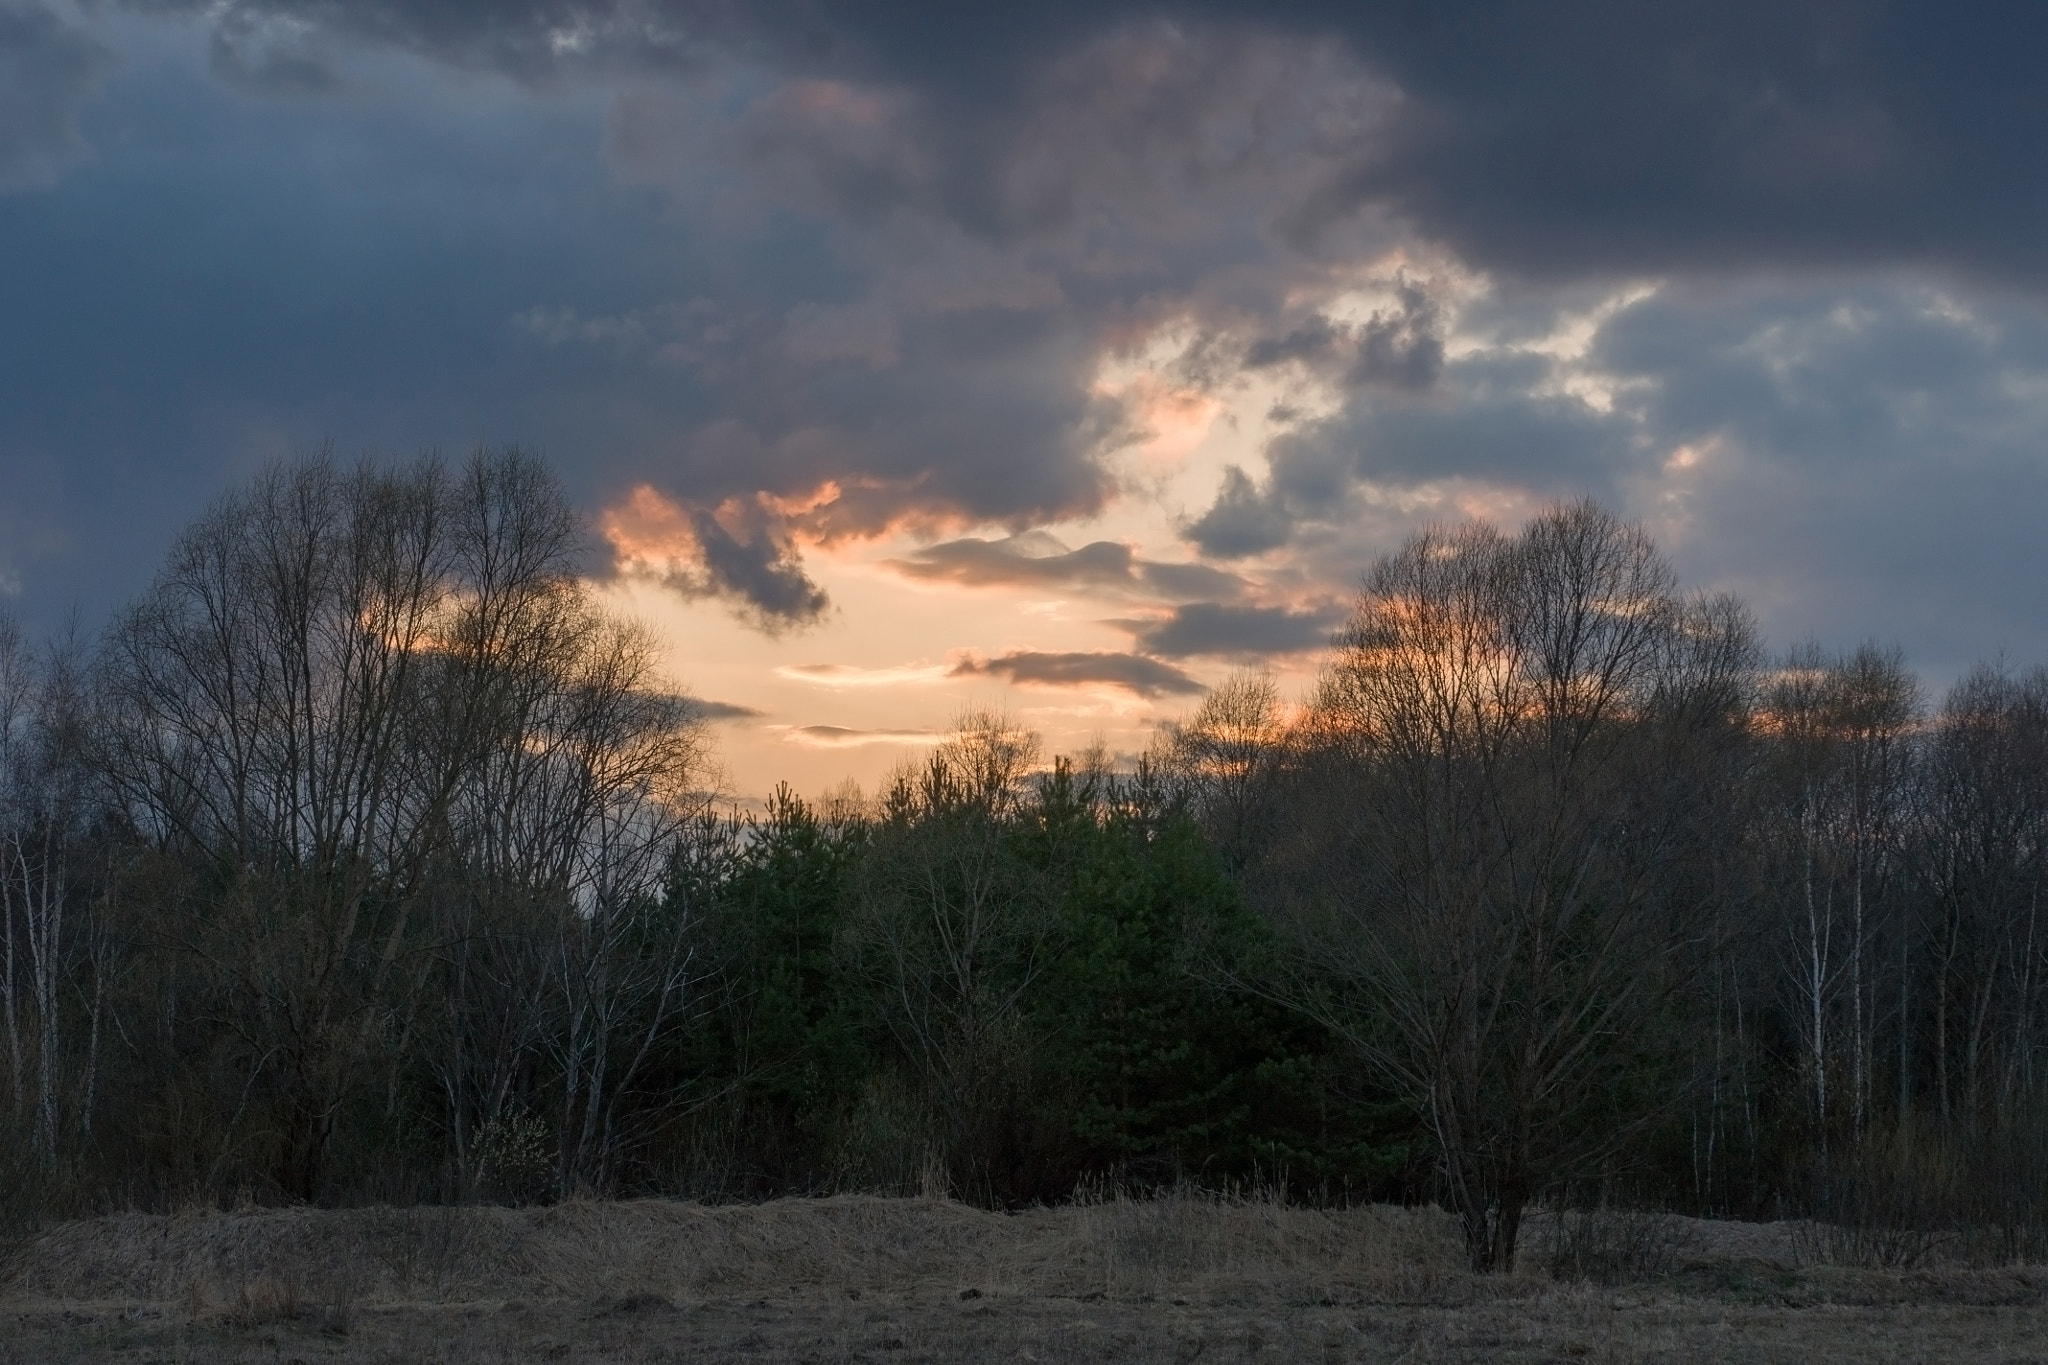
[0,619,102,1160]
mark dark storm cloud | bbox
[113,0,2048,641]
[1277,366,1633,492]
[949,650,1203,698]
[1127,601,1344,659]
[520,290,1119,546]
[131,2,2048,283]
[132,1,1376,242]
[1304,2,2048,283]
[816,0,2048,284]
[0,53,684,626]
[15,2,1388,626]
[0,3,114,189]
[887,533,1249,601]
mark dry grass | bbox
[3,1194,2047,1361]
[0,1189,1462,1308]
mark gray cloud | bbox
[206,9,343,94]
[76,6,1404,629]
[1185,467,1292,559]
[891,533,1133,587]
[949,649,1203,697]
[41,6,1408,633]
[126,0,726,84]
[573,19,1394,593]
[1189,320,1642,561]
[686,697,764,722]
[887,532,1248,601]
[1243,281,1443,391]
[1189,279,2048,681]
[1306,3,2048,285]
[1586,284,2048,677]
[1277,371,1633,493]
[1127,601,1343,659]
[534,291,1118,541]
[654,499,830,631]
[0,3,114,190]
[1138,560,1252,602]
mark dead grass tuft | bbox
[997,1185,1466,1302]
[1537,1204,1703,1285]
[220,1270,299,1326]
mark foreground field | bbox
[3,1194,2046,1363]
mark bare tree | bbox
[99,448,711,1198]
[1254,502,1756,1270]
[1158,669,1290,874]
[429,607,709,1197]
[1913,663,2048,1125]
[538,620,711,1194]
[100,454,460,1195]
[422,460,713,1197]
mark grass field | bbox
[4,1193,2047,1362]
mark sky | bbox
[7,1,2048,799]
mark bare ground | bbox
[3,1195,2045,1363]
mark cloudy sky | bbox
[6,1,2048,796]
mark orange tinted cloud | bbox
[601,484,829,627]
[776,661,953,687]
[778,724,944,748]
[602,484,701,575]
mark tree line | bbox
[4,451,2047,1273]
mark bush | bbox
[1545,1203,1699,1284]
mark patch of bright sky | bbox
[600,314,1337,805]
[601,539,1180,805]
